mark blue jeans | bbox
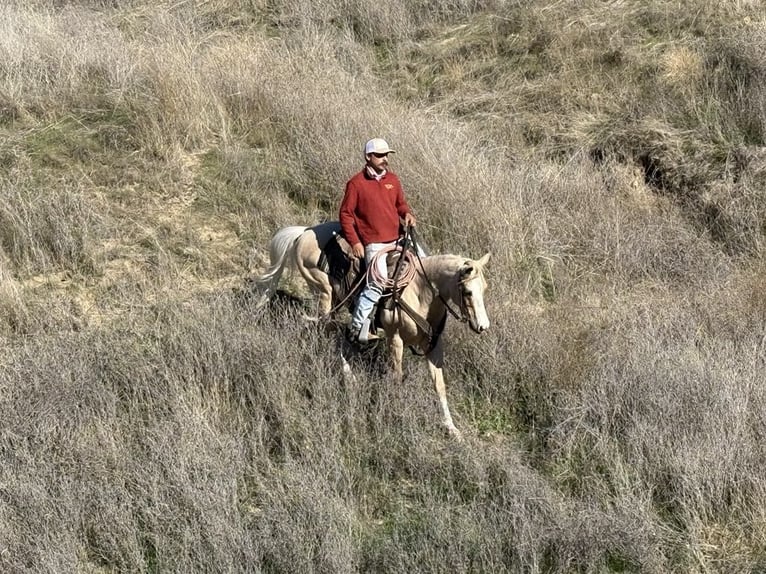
[350,241,393,331]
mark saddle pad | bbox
[318,234,362,303]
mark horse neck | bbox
[418,255,462,305]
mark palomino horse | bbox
[252,221,491,438]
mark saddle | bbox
[317,233,363,306]
[317,233,413,312]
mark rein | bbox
[407,226,468,324]
[391,227,471,354]
[325,272,365,318]
[323,234,417,318]
[324,226,473,356]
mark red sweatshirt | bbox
[339,169,412,246]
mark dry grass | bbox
[1,0,766,572]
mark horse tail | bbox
[252,225,309,308]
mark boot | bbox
[356,317,380,343]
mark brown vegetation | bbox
[1,0,766,571]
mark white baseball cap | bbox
[364,138,396,155]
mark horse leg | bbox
[426,339,461,439]
[387,333,404,383]
[337,330,357,385]
[296,265,333,319]
[303,270,332,318]
[290,231,335,320]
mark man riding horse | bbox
[339,138,417,343]
[252,140,491,437]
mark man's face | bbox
[366,152,389,173]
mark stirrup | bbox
[355,318,381,343]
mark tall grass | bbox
[1,0,766,572]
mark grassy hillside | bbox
[2,0,766,571]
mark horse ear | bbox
[477,252,491,268]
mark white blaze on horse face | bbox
[464,272,490,332]
[464,253,490,333]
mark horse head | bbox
[458,252,491,334]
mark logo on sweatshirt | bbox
[385,184,394,190]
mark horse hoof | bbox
[447,426,462,441]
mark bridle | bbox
[453,273,481,329]
[323,226,483,352]
[406,226,479,323]
[391,227,484,352]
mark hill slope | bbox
[1,0,766,571]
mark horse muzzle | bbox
[469,318,489,334]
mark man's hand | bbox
[352,242,364,259]
[403,213,417,228]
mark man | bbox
[340,137,417,343]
